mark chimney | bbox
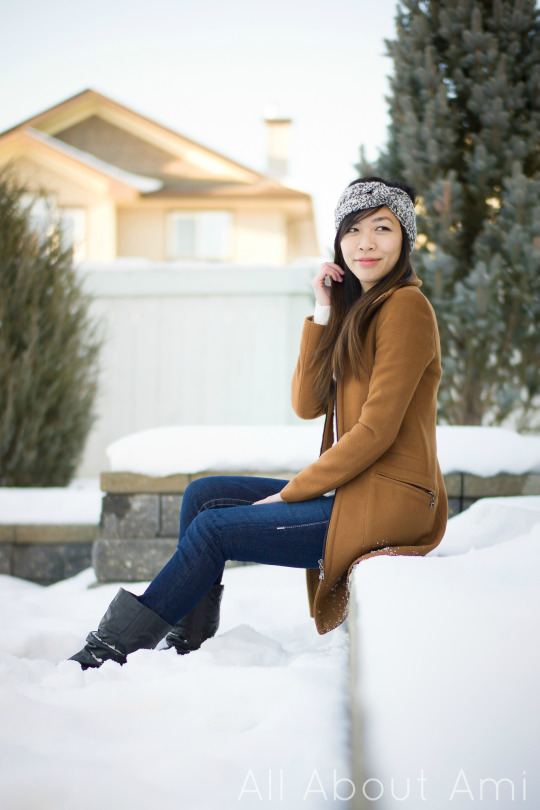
[264,107,291,180]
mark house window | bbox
[167,211,233,260]
[58,207,87,262]
[21,194,87,262]
[21,193,54,241]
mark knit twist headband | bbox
[334,181,417,251]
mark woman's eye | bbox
[376,226,390,231]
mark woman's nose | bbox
[358,234,375,251]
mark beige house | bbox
[0,89,318,264]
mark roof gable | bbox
[27,128,163,192]
[52,114,247,194]
[0,89,311,201]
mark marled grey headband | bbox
[334,181,417,251]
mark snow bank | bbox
[106,425,324,476]
[433,495,540,555]
[106,425,540,478]
[437,425,540,476]
[0,565,349,810]
[0,479,102,525]
[350,497,540,809]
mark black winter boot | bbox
[69,588,172,670]
[164,584,224,655]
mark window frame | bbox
[166,210,233,261]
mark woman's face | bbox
[340,206,403,292]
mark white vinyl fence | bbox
[78,259,322,477]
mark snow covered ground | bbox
[350,496,540,809]
[1,425,540,808]
[0,564,349,810]
[1,499,539,810]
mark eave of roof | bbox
[24,128,163,192]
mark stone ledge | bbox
[101,470,540,498]
[0,526,15,543]
[462,472,540,497]
[100,472,191,494]
[0,525,98,545]
[100,470,296,494]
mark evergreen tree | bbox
[361,0,540,425]
[0,172,101,486]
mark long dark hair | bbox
[310,176,417,409]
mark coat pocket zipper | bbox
[378,473,435,509]
[411,483,436,509]
[401,480,435,509]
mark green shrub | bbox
[0,171,101,486]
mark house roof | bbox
[0,89,310,202]
[25,128,163,193]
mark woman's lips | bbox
[355,258,379,264]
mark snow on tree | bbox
[0,171,101,486]
[360,0,540,426]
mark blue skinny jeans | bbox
[138,475,334,624]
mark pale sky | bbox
[0,0,401,254]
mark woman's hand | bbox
[252,492,284,505]
[312,262,345,307]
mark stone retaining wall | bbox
[0,524,96,585]
[94,471,299,583]
[3,470,540,585]
[94,469,540,583]
[444,471,540,516]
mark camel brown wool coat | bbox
[280,281,448,635]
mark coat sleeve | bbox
[290,316,328,420]
[280,290,437,502]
